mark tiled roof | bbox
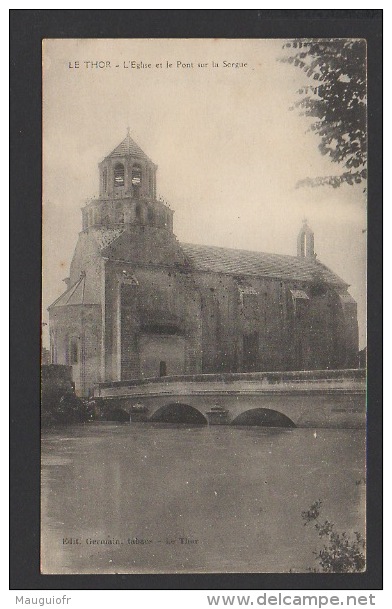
[180,242,347,287]
[49,236,348,311]
[48,275,85,309]
[48,273,99,309]
[339,293,356,304]
[90,227,126,250]
[106,132,152,162]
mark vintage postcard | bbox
[41,38,367,575]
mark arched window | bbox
[135,203,142,222]
[132,164,142,198]
[147,206,154,222]
[131,164,142,186]
[70,337,78,364]
[114,163,125,187]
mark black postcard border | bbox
[9,9,383,591]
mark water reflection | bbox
[41,423,366,574]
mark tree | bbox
[281,39,367,189]
[302,500,366,573]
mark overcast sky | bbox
[43,39,367,349]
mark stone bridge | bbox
[93,369,366,429]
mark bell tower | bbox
[297,219,315,259]
[98,127,157,199]
[81,130,173,233]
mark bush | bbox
[42,393,94,427]
[302,500,366,573]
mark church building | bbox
[48,132,359,396]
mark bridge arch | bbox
[149,403,207,425]
[231,408,296,428]
[106,407,130,422]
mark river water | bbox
[41,423,366,574]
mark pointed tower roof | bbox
[105,129,152,162]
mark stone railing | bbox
[98,368,366,390]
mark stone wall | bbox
[49,304,101,396]
[193,272,358,373]
[103,260,202,382]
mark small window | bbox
[114,163,125,187]
[135,203,142,221]
[102,168,108,192]
[242,293,258,308]
[238,283,258,311]
[70,338,78,364]
[147,206,154,222]
[290,289,309,300]
[159,361,167,377]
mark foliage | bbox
[281,39,367,189]
[302,500,366,573]
[42,392,94,427]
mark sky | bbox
[42,38,367,349]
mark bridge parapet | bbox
[95,369,366,400]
